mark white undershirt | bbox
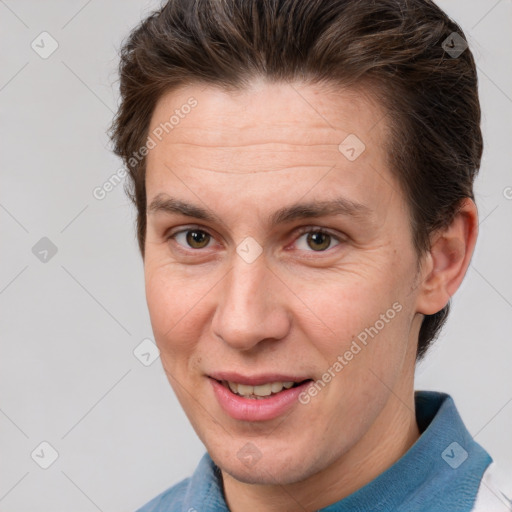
[472,462,512,511]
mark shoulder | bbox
[134,452,226,512]
[135,477,190,512]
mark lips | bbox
[208,372,313,421]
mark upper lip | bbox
[208,371,312,386]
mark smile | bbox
[208,374,313,421]
[221,380,307,398]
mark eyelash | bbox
[167,225,344,254]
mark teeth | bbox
[271,382,283,393]
[253,383,272,396]
[237,384,253,396]
[225,380,300,398]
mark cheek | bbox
[294,267,411,373]
[298,272,393,334]
[144,266,208,359]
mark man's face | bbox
[144,81,424,485]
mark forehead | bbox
[148,80,387,156]
[144,81,402,223]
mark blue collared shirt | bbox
[136,391,500,511]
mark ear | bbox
[415,198,479,316]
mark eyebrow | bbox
[147,193,373,226]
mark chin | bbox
[223,462,310,486]
[210,442,327,486]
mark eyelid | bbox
[293,225,344,242]
[167,225,215,239]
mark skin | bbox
[143,79,478,512]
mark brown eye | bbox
[185,229,210,249]
[295,228,341,252]
[307,231,332,251]
[171,229,212,249]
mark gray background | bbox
[0,1,511,510]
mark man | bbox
[109,0,511,510]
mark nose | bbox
[211,254,291,351]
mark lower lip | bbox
[209,378,312,421]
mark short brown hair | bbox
[109,0,482,360]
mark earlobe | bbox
[416,199,479,316]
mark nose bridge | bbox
[212,252,289,350]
